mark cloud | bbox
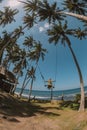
[44,23,50,28]
[39,27,45,32]
[7,0,21,8]
[39,22,51,32]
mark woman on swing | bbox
[47,78,53,89]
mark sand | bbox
[0,91,87,130]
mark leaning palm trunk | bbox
[65,37,85,111]
[19,71,28,97]
[0,51,3,65]
[28,78,34,102]
[65,36,85,111]
[57,11,87,22]
[11,74,20,94]
[51,87,53,100]
[69,45,84,111]
[28,62,38,102]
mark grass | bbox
[0,91,87,130]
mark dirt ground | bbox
[0,92,87,130]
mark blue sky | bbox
[0,0,87,91]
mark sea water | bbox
[15,86,87,100]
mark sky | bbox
[0,0,87,91]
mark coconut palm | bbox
[23,14,37,29]
[11,49,28,93]
[28,42,47,101]
[29,42,47,63]
[21,0,64,23]
[13,49,27,77]
[57,0,87,22]
[47,21,85,111]
[45,78,55,100]
[63,0,87,15]
[18,36,36,96]
[38,0,64,23]
[28,66,36,102]
[23,36,35,47]
[74,27,87,40]
[21,0,38,12]
[0,26,24,66]
[22,0,87,23]
[19,69,30,97]
[0,7,18,27]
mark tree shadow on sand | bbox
[0,92,60,122]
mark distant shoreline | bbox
[15,86,87,101]
[15,92,87,101]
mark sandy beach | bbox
[0,91,87,130]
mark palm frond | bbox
[0,7,18,27]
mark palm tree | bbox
[2,43,21,68]
[0,7,18,27]
[38,0,64,23]
[23,14,37,29]
[57,11,87,22]
[63,0,87,14]
[47,21,85,111]
[29,41,47,62]
[23,36,35,48]
[19,69,30,97]
[28,42,47,101]
[0,26,24,65]
[45,78,55,100]
[59,0,87,22]
[21,0,86,110]
[29,42,47,99]
[12,49,28,93]
[21,0,64,23]
[0,31,12,65]
[28,66,36,102]
[21,0,87,23]
[74,27,87,39]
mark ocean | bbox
[15,86,87,100]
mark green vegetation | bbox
[0,91,87,130]
[0,0,87,111]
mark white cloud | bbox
[7,0,21,8]
[34,24,38,27]
[39,27,45,32]
[44,23,50,28]
[39,22,52,33]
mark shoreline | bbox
[15,92,81,101]
[15,86,87,101]
[0,91,87,130]
[15,91,87,101]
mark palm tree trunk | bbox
[11,74,20,94]
[19,71,28,97]
[68,45,85,111]
[28,78,34,102]
[0,51,4,65]
[28,62,38,102]
[57,11,87,21]
[64,35,85,111]
[51,86,53,100]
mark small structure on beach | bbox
[0,66,18,93]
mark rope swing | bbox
[38,45,58,90]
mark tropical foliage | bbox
[0,0,87,111]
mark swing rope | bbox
[37,45,58,88]
[54,45,58,88]
[37,64,46,83]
